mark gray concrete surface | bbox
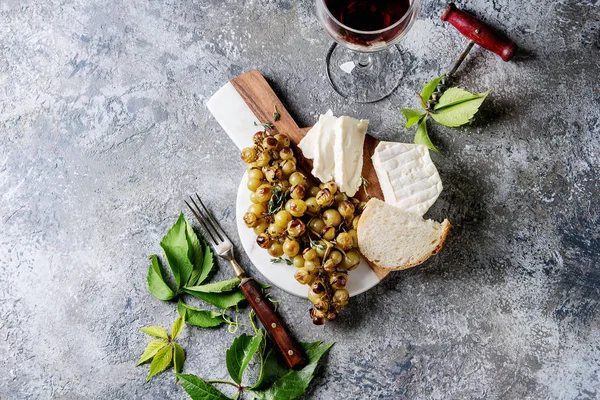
[1,0,599,398]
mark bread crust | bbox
[357,198,451,272]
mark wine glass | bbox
[316,0,421,103]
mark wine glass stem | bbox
[357,52,372,68]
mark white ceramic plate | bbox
[236,172,381,298]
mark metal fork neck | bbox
[229,259,247,279]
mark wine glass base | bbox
[325,43,403,103]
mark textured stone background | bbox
[1,0,599,398]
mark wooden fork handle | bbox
[239,277,308,370]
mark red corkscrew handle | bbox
[441,3,517,61]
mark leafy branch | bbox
[401,75,492,154]
[147,213,250,328]
[137,313,187,382]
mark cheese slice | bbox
[298,110,337,182]
[334,116,369,197]
[372,142,442,216]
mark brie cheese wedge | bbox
[298,110,337,183]
[372,142,442,216]
[334,116,369,197]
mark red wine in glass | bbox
[324,0,412,46]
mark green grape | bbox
[241,147,257,163]
[313,240,327,257]
[302,248,319,262]
[310,308,326,325]
[268,242,284,257]
[336,232,353,250]
[352,215,360,230]
[255,184,273,203]
[328,250,343,266]
[274,134,290,149]
[303,259,319,271]
[267,223,285,237]
[305,197,320,214]
[250,192,260,204]
[321,181,337,195]
[283,238,300,257]
[288,172,308,187]
[323,258,337,272]
[248,168,264,181]
[247,178,262,191]
[290,184,306,199]
[334,192,348,203]
[274,210,293,228]
[294,267,314,285]
[308,218,325,235]
[333,289,349,307]
[262,136,278,150]
[348,229,358,247]
[293,255,305,268]
[286,219,306,237]
[316,189,334,207]
[308,186,320,197]
[341,249,361,270]
[253,131,266,144]
[248,203,266,217]
[321,226,336,241]
[280,159,296,176]
[338,200,355,218]
[312,298,329,312]
[280,147,294,160]
[264,167,282,183]
[285,199,307,217]
[256,151,271,167]
[308,287,325,303]
[256,233,271,249]
[246,162,259,172]
[253,219,269,235]
[322,209,342,227]
[330,272,348,290]
[243,212,258,228]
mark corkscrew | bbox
[425,3,517,112]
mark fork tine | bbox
[185,199,219,246]
[194,193,228,242]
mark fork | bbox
[185,193,308,370]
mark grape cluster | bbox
[241,131,365,324]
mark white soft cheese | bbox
[333,116,369,197]
[372,142,442,216]
[298,110,337,183]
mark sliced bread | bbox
[357,198,450,271]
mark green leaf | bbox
[161,213,194,289]
[186,222,204,287]
[226,331,264,385]
[173,342,186,374]
[251,341,334,400]
[178,300,225,328]
[414,117,441,155]
[147,255,176,301]
[171,313,185,340]
[186,278,241,293]
[251,347,288,390]
[177,374,230,400]
[420,75,444,108]
[197,241,215,285]
[430,89,491,127]
[140,326,169,339]
[433,87,482,110]
[136,339,168,366]
[401,108,426,128]
[147,344,173,382]
[184,289,247,310]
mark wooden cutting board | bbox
[230,70,390,280]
